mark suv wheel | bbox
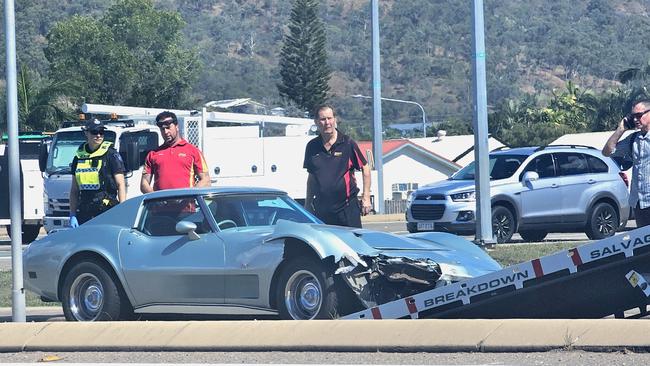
[519,230,547,242]
[492,206,515,244]
[585,202,618,240]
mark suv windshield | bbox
[451,154,528,180]
[46,130,116,175]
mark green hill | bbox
[2,0,650,134]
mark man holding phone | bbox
[603,100,650,228]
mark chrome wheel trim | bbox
[284,269,322,320]
[493,212,512,241]
[69,273,104,321]
[596,207,616,236]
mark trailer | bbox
[81,103,378,205]
[344,226,650,320]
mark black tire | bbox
[276,257,340,320]
[6,224,41,244]
[519,230,547,243]
[492,206,515,244]
[585,202,618,240]
[61,261,131,321]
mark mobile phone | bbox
[624,115,636,129]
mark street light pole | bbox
[5,0,26,322]
[370,0,384,215]
[352,95,427,138]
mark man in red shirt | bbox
[140,111,211,193]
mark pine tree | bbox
[277,0,331,116]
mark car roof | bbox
[142,186,287,200]
[490,145,603,157]
[490,146,539,156]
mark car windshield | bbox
[204,193,320,229]
[46,130,116,175]
[451,154,528,180]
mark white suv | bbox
[405,145,630,243]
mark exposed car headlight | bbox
[450,191,476,202]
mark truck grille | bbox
[411,204,445,220]
[48,198,69,216]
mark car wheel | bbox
[277,257,339,320]
[492,206,515,244]
[585,202,618,240]
[62,261,129,321]
[519,230,547,243]
[6,224,41,244]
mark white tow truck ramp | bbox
[344,226,650,320]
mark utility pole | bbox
[471,0,494,246]
[5,0,26,321]
[371,0,384,214]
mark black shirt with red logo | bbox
[303,130,367,213]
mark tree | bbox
[277,0,331,116]
[617,61,650,85]
[44,0,199,108]
[17,64,76,131]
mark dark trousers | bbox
[316,199,362,228]
[76,195,118,224]
[634,203,650,229]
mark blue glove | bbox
[69,215,79,228]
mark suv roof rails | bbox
[534,144,597,152]
[61,119,136,129]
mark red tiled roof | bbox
[356,139,458,166]
[356,140,409,155]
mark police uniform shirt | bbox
[71,145,125,194]
[303,130,367,213]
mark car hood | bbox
[267,220,501,276]
[418,179,475,194]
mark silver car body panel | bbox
[24,186,501,316]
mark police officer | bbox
[69,119,126,227]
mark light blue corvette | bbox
[23,187,501,321]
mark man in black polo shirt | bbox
[303,104,372,228]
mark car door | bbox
[518,153,564,225]
[205,194,284,308]
[555,152,592,223]
[118,196,226,308]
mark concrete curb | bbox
[1,319,649,352]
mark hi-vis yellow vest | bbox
[74,141,112,191]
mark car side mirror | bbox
[522,171,539,188]
[123,141,140,172]
[38,142,48,173]
[176,221,200,240]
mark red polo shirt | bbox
[144,139,208,191]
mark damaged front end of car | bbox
[335,254,468,308]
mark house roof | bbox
[356,139,459,168]
[551,131,634,148]
[409,135,506,165]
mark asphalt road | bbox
[2,350,650,365]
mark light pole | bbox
[351,95,427,138]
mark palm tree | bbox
[617,61,650,85]
[17,64,76,132]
